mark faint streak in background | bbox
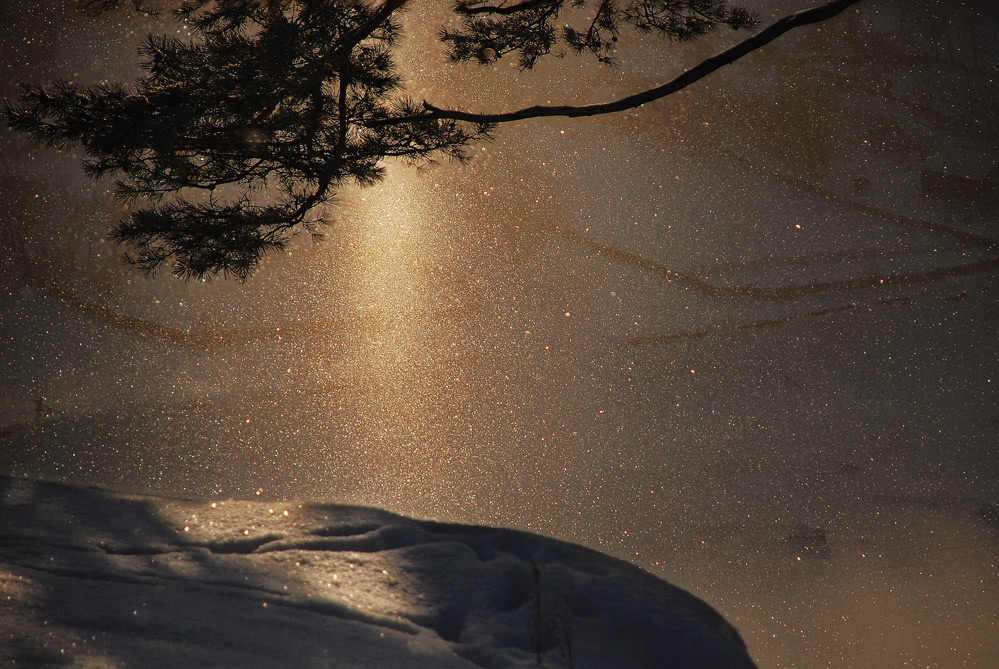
[559,226,999,300]
[683,243,947,275]
[5,245,478,351]
[629,295,909,347]
[628,287,988,347]
[7,254,338,348]
[707,140,999,250]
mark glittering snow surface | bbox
[0,476,754,668]
[2,1,999,667]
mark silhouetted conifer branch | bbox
[5,0,862,280]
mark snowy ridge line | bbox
[190,533,285,554]
[254,528,473,555]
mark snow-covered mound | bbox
[0,476,755,668]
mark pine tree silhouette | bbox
[5,0,862,280]
[6,0,490,279]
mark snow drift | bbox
[0,475,755,668]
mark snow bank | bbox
[0,476,755,668]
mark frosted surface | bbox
[1,1,997,665]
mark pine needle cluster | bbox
[443,0,756,68]
[5,0,492,279]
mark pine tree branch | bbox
[456,0,560,16]
[244,0,407,129]
[325,0,410,68]
[372,0,862,126]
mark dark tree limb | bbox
[373,0,863,126]
[455,0,559,16]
